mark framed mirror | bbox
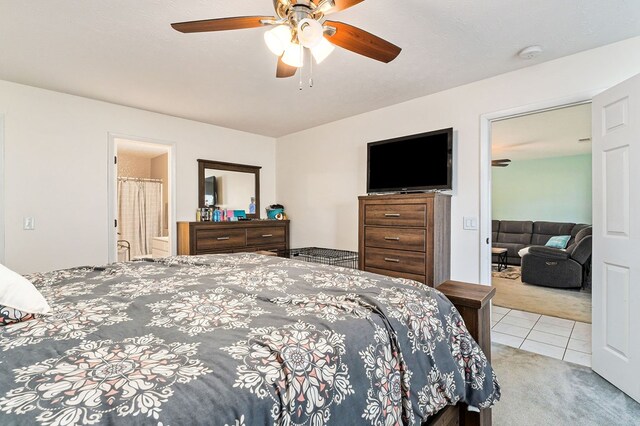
[198,159,261,219]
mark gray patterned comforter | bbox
[0,253,500,425]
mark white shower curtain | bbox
[118,180,163,259]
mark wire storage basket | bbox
[279,247,359,269]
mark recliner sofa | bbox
[521,226,592,289]
[492,220,590,265]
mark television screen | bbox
[367,128,452,193]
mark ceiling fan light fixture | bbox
[311,37,335,64]
[316,0,336,14]
[264,25,292,56]
[282,42,304,68]
[297,18,324,48]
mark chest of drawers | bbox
[177,220,289,255]
[358,193,450,287]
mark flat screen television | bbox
[367,127,453,193]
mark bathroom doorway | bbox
[108,137,175,262]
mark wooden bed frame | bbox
[428,280,497,426]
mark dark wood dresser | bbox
[358,193,451,287]
[177,220,289,255]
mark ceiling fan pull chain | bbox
[308,47,312,86]
[299,44,304,91]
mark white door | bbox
[592,73,640,403]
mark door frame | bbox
[478,92,598,285]
[0,115,4,264]
[107,133,177,263]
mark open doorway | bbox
[486,103,594,366]
[108,137,174,262]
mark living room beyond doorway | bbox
[490,103,593,321]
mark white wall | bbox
[0,81,276,273]
[492,154,592,224]
[276,36,640,284]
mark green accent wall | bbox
[492,154,592,224]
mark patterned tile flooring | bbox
[491,305,592,367]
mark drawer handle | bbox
[262,234,273,238]
[217,237,230,241]
[384,213,400,217]
[384,257,400,263]
[384,236,400,241]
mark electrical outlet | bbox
[23,217,35,230]
[463,216,478,230]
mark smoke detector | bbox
[518,45,543,60]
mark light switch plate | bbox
[463,216,478,230]
[23,217,35,230]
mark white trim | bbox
[107,133,177,263]
[0,115,4,264]
[478,91,600,285]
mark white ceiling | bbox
[116,138,169,158]
[491,103,592,161]
[1,1,638,137]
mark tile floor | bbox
[491,305,592,367]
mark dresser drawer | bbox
[364,247,425,275]
[246,226,286,245]
[365,266,426,284]
[365,227,426,252]
[196,228,246,251]
[364,204,427,227]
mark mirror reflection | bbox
[198,159,261,219]
[204,169,255,211]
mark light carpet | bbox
[492,343,640,425]
[492,273,591,323]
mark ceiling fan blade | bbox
[276,56,297,78]
[491,163,510,167]
[492,159,512,163]
[323,21,401,63]
[321,0,366,14]
[171,16,275,33]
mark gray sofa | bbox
[521,226,592,289]
[492,220,590,265]
[492,220,592,289]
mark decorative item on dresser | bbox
[177,220,289,255]
[358,192,451,286]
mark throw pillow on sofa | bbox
[545,235,571,249]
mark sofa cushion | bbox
[575,226,592,243]
[498,232,532,245]
[492,220,500,242]
[568,223,590,246]
[566,226,592,253]
[530,221,575,245]
[497,220,533,244]
[571,235,592,264]
[571,224,590,238]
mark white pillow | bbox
[518,247,530,258]
[0,263,50,314]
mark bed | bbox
[0,253,500,425]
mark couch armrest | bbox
[527,245,571,260]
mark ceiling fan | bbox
[171,0,402,79]
[492,159,511,167]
